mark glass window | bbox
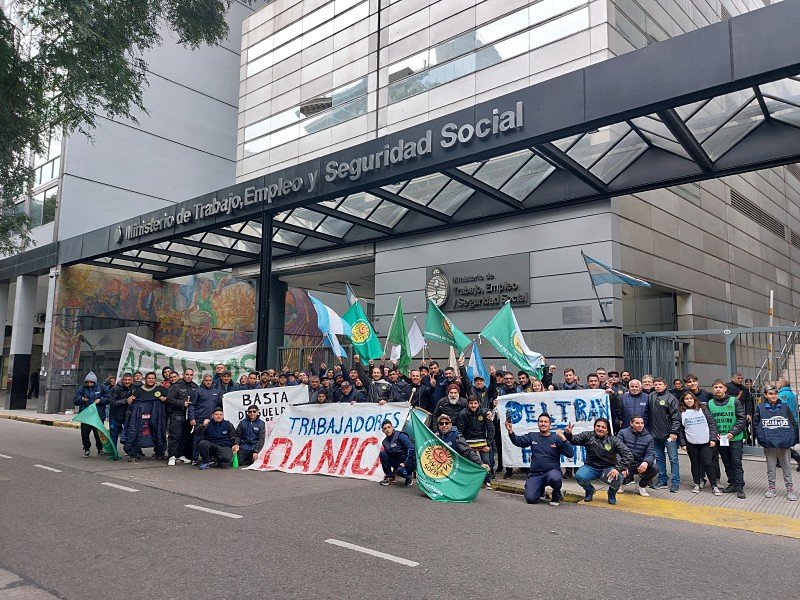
[759,77,800,106]
[763,97,800,128]
[401,173,449,204]
[28,186,57,228]
[701,100,764,161]
[568,123,630,168]
[684,90,754,143]
[338,192,380,219]
[369,201,408,227]
[286,207,324,229]
[273,229,305,247]
[589,130,648,183]
[316,216,352,237]
[427,180,473,215]
[501,154,555,200]
[473,150,532,188]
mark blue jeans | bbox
[654,438,680,486]
[575,465,622,494]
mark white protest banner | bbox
[498,390,611,468]
[116,333,256,381]
[222,385,309,430]
[247,402,411,482]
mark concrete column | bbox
[40,268,59,413]
[5,275,37,409]
[0,283,9,393]
[266,275,287,370]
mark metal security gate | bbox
[623,334,678,380]
[277,345,353,373]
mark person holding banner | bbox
[334,380,365,404]
[565,418,634,505]
[233,407,266,467]
[506,413,573,506]
[434,415,489,472]
[197,407,236,469]
[379,420,416,486]
[73,372,108,457]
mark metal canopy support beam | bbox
[370,188,452,222]
[114,253,184,269]
[178,238,260,260]
[87,260,170,278]
[533,143,609,193]
[212,227,261,245]
[656,109,714,173]
[275,220,340,244]
[256,216,272,370]
[443,168,522,210]
[153,245,227,266]
[753,87,771,120]
[311,204,394,235]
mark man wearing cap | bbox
[233,407,266,467]
[432,384,468,425]
[434,414,489,471]
[197,407,236,469]
[378,419,416,486]
[334,379,365,403]
[216,370,237,394]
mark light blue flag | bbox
[323,332,347,358]
[345,282,358,307]
[466,342,490,385]
[308,293,349,337]
[582,252,651,287]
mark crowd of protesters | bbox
[72,357,799,503]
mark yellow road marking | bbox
[583,491,800,540]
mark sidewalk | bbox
[493,452,800,520]
[0,407,79,429]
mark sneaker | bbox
[126,455,137,463]
[549,501,560,507]
[699,480,706,490]
[765,487,777,498]
[379,476,395,486]
[650,482,666,490]
[691,484,700,494]
[638,486,650,497]
[607,491,617,505]
[788,489,798,501]
[502,470,513,480]
[178,456,192,464]
[721,485,736,494]
[669,484,679,493]
[83,450,90,457]
[712,486,722,496]
[198,463,210,470]
[98,449,108,456]
[484,482,492,490]
[404,476,414,487]
[167,456,176,466]
[737,489,746,499]
[191,460,199,466]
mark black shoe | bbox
[737,489,747,499]
[404,476,414,487]
[126,455,137,463]
[721,485,736,494]
[503,469,513,480]
[97,449,108,456]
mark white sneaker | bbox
[712,486,722,496]
[691,484,700,493]
[638,486,650,497]
[177,456,191,464]
[617,487,624,494]
[765,488,777,498]
[788,489,798,501]
[549,501,560,506]
[168,456,176,466]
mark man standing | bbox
[708,379,747,498]
[197,407,236,469]
[433,384,468,425]
[109,372,137,452]
[684,375,713,405]
[404,369,432,410]
[776,378,800,470]
[560,368,583,391]
[378,420,415,486]
[215,370,237,394]
[27,369,40,400]
[307,375,323,403]
[648,377,681,492]
[388,368,411,403]
[456,396,495,488]
[727,372,754,443]
[506,414,573,506]
[754,385,797,501]
[166,369,198,466]
[619,379,649,431]
[233,407,266,467]
[353,356,392,405]
[188,374,222,464]
[618,416,659,496]
[73,372,107,457]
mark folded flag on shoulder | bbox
[409,411,487,503]
[424,301,472,354]
[479,302,543,377]
[582,252,651,287]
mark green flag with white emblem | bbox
[343,300,383,361]
[423,301,472,353]
[410,411,487,503]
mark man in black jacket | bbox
[233,407,266,467]
[197,407,236,469]
[166,369,198,466]
[109,373,137,453]
[404,369,432,411]
[378,419,415,486]
[726,372,754,443]
[648,377,681,492]
[432,385,467,425]
[456,396,495,487]
[618,416,659,495]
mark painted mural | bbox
[49,265,256,373]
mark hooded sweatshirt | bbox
[73,372,108,415]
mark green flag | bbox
[410,411,487,502]
[386,298,412,376]
[479,302,544,378]
[343,300,383,361]
[72,406,119,460]
[423,301,472,353]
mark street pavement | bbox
[0,418,798,600]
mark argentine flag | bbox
[466,342,490,384]
[309,293,349,357]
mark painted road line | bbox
[325,539,419,567]
[0,454,12,459]
[185,504,243,519]
[33,464,62,473]
[101,482,139,493]
[584,490,800,540]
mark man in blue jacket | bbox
[618,416,659,496]
[755,385,798,501]
[776,378,800,470]
[73,372,108,457]
[619,380,649,431]
[378,420,415,486]
[233,407,266,467]
[188,374,222,465]
[506,413,573,506]
[197,407,236,469]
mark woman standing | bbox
[678,392,720,496]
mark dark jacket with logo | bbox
[455,406,494,443]
[617,427,656,465]
[167,380,199,420]
[620,392,650,430]
[109,383,137,422]
[435,427,482,465]
[647,390,681,440]
[755,401,798,448]
[565,430,633,470]
[235,417,266,453]
[198,419,235,447]
[354,361,393,403]
[188,384,221,422]
[390,379,412,403]
[508,431,573,472]
[381,430,415,467]
[73,382,108,415]
[432,397,468,424]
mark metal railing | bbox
[277,344,353,373]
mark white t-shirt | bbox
[681,408,710,445]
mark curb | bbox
[492,481,586,503]
[0,413,79,429]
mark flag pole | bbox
[383,297,399,359]
[582,251,612,323]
